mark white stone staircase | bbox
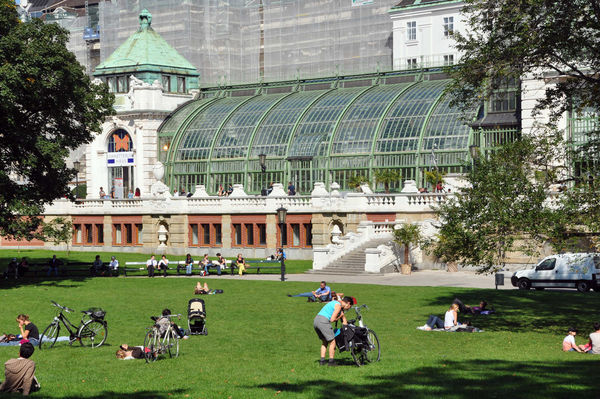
[311,220,403,274]
[308,237,394,275]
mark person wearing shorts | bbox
[313,296,353,366]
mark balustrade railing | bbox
[46,192,451,215]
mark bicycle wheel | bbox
[350,344,365,367]
[78,320,107,348]
[144,329,159,363]
[39,323,60,349]
[167,330,180,358]
[364,329,381,363]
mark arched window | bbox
[108,129,133,152]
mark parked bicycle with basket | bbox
[39,301,108,349]
[144,313,182,363]
[335,304,380,366]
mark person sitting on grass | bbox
[288,281,332,302]
[313,296,353,367]
[235,253,248,276]
[418,303,467,331]
[0,342,40,395]
[116,344,147,360]
[47,255,62,277]
[563,327,587,352]
[587,322,600,354]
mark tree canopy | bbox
[449,0,600,120]
[0,1,114,239]
[430,137,567,273]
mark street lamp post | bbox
[73,160,81,199]
[276,206,287,281]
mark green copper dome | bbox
[94,9,199,88]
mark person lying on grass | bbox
[116,344,147,360]
[195,281,211,295]
[313,296,353,367]
[453,298,493,314]
[563,327,589,352]
[288,281,331,302]
[418,303,467,331]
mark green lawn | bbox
[1,278,599,398]
[0,249,313,275]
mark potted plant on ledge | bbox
[393,223,422,275]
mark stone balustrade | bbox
[44,191,450,216]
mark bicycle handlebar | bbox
[151,314,182,320]
[51,300,74,313]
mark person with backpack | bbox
[313,296,353,366]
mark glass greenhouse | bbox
[158,70,515,194]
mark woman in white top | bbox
[418,303,463,331]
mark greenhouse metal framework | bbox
[158,70,516,195]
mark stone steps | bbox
[308,237,393,275]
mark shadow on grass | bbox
[20,389,188,399]
[425,289,600,334]
[256,359,600,399]
[0,277,89,290]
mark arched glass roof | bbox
[158,71,490,193]
[375,80,447,153]
[250,91,328,157]
[331,83,411,154]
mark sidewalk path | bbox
[196,270,514,290]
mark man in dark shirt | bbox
[287,182,296,196]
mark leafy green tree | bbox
[449,0,600,119]
[374,169,401,194]
[0,1,114,240]
[40,217,74,256]
[430,137,567,273]
[446,0,600,256]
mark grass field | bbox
[0,249,313,275]
[1,277,599,398]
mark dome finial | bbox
[139,9,152,30]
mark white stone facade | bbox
[83,77,195,199]
[390,1,466,70]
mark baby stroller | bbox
[187,298,207,335]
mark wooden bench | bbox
[123,260,232,277]
[9,262,119,278]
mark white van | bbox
[511,253,600,292]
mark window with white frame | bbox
[407,58,418,69]
[443,54,454,66]
[407,21,417,41]
[443,17,454,37]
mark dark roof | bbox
[470,112,519,129]
[393,0,456,9]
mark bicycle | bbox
[144,314,182,363]
[39,301,108,349]
[345,304,381,367]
